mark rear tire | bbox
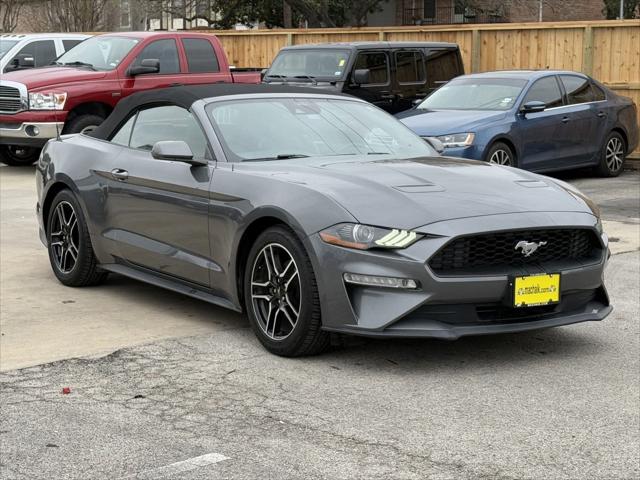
[244,225,329,357]
[486,142,517,167]
[63,113,105,135]
[595,131,625,177]
[0,145,40,166]
[47,189,108,287]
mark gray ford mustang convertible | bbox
[36,84,612,356]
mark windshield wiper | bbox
[265,74,287,79]
[63,61,95,70]
[246,153,311,161]
[366,151,391,155]
[292,75,317,85]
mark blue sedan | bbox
[397,70,639,176]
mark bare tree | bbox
[0,0,26,32]
[40,0,112,32]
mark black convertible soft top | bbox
[91,83,349,141]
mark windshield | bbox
[0,40,19,60]
[266,49,350,80]
[418,77,528,111]
[54,36,139,71]
[206,97,435,162]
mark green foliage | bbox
[602,0,640,19]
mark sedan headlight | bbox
[320,223,423,250]
[436,132,475,148]
[29,92,67,110]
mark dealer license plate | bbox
[513,274,560,308]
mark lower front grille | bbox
[429,228,602,276]
[391,289,603,328]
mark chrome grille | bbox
[0,83,25,113]
[429,228,603,276]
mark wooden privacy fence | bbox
[204,20,640,154]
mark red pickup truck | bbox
[0,32,261,166]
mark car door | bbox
[393,49,427,112]
[103,104,214,287]
[558,74,602,164]
[180,37,232,84]
[344,51,395,111]
[119,39,188,97]
[3,39,57,73]
[514,75,572,171]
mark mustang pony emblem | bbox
[515,240,547,257]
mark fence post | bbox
[286,32,294,46]
[583,26,594,76]
[379,31,386,41]
[471,29,481,73]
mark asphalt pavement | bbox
[0,164,639,479]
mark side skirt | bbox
[101,263,242,313]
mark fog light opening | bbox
[343,272,418,289]
[25,125,39,137]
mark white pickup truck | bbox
[0,33,89,73]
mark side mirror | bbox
[520,100,546,115]
[424,137,445,154]
[10,54,35,70]
[412,98,423,107]
[352,68,370,85]
[128,58,160,76]
[260,68,267,81]
[151,141,205,166]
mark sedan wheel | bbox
[605,137,624,172]
[489,148,512,166]
[250,243,301,340]
[244,225,329,356]
[596,132,626,177]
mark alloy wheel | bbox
[489,149,511,165]
[250,243,301,340]
[605,137,624,172]
[50,201,79,274]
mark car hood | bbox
[0,66,108,90]
[243,156,595,230]
[396,109,508,136]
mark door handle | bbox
[561,116,570,123]
[597,111,607,118]
[111,168,129,181]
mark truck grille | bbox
[429,228,602,276]
[0,85,24,113]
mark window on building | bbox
[120,0,131,28]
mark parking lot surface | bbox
[1,164,639,479]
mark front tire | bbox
[63,113,105,135]
[0,145,40,166]
[47,189,107,287]
[244,226,329,356]
[595,131,625,177]
[486,142,517,167]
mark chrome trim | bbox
[0,122,64,140]
[0,80,28,114]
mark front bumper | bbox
[0,111,68,147]
[308,211,611,339]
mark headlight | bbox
[436,132,475,148]
[29,92,67,110]
[320,223,423,250]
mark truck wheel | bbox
[63,114,105,135]
[0,145,40,166]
